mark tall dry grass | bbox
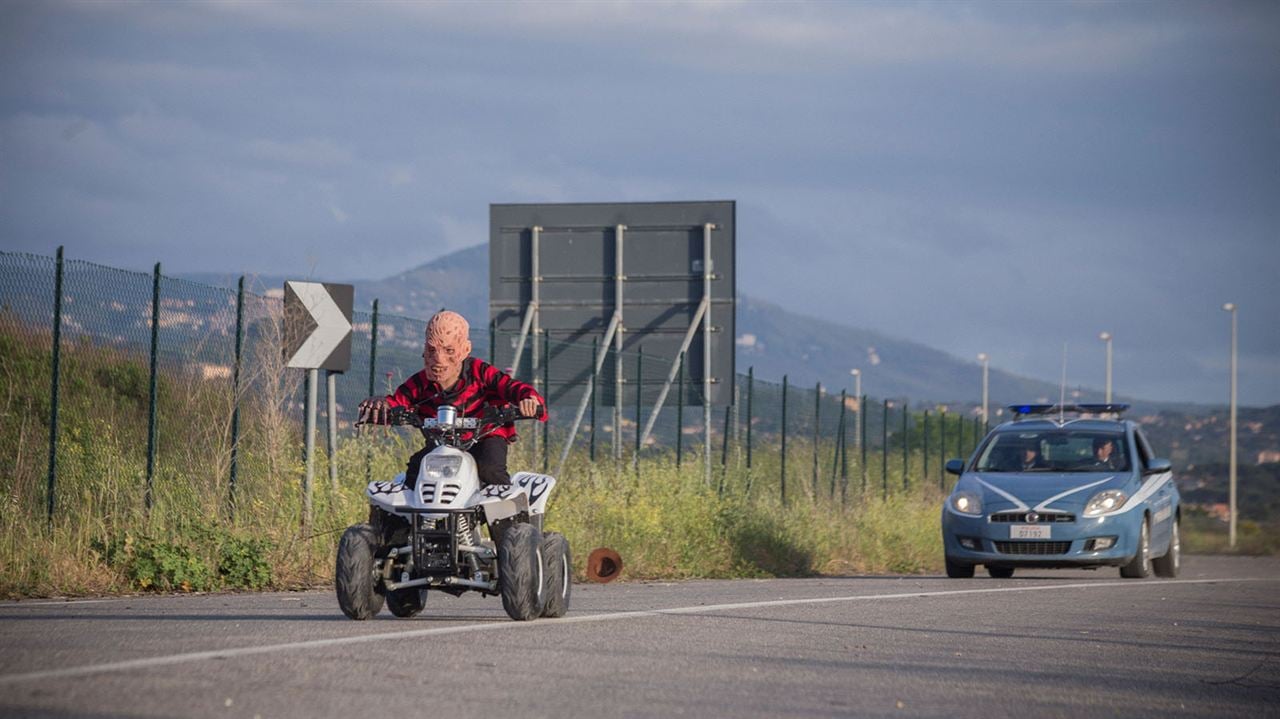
[0,321,948,598]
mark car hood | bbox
[960,472,1129,513]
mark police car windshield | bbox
[974,430,1130,473]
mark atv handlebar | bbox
[359,403,543,431]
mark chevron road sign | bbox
[283,281,353,372]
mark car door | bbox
[1135,428,1174,551]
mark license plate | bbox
[1010,525,1051,539]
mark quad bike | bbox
[336,404,571,621]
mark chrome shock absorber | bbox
[456,513,483,578]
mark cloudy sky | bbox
[2,1,1277,405]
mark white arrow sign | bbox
[285,281,353,370]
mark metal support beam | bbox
[556,312,621,477]
[703,222,714,486]
[510,301,537,378]
[637,296,709,448]
[614,224,626,463]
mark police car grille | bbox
[990,512,1075,523]
[994,541,1072,555]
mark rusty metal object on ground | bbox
[586,547,622,583]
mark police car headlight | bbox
[422,456,462,479]
[950,491,983,516]
[1083,489,1128,517]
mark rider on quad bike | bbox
[357,310,545,487]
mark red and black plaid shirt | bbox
[385,357,545,442]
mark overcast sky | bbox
[2,1,1277,405]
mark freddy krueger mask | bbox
[423,311,472,387]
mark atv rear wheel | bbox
[336,524,385,620]
[498,522,544,621]
[540,531,571,618]
[386,587,427,618]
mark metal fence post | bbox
[812,382,821,500]
[489,318,496,366]
[834,389,847,500]
[366,299,379,485]
[543,332,550,474]
[939,407,946,488]
[718,404,730,496]
[902,399,909,490]
[634,345,643,473]
[590,337,597,463]
[781,375,788,506]
[860,394,868,492]
[676,353,684,468]
[956,411,964,462]
[45,246,65,525]
[326,370,338,493]
[229,276,245,513]
[973,416,981,453]
[881,399,889,500]
[922,409,930,482]
[145,262,161,514]
[745,366,753,470]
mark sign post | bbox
[283,281,353,528]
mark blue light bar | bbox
[1008,403,1130,419]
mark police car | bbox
[941,404,1179,579]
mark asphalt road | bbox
[1,556,1278,718]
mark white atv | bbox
[336,404,570,621]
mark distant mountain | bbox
[181,243,1202,413]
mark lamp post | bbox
[1222,303,1238,549]
[977,353,989,430]
[1099,331,1113,403]
[850,368,862,451]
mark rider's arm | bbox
[474,359,545,421]
[385,370,429,409]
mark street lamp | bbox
[850,368,862,451]
[977,353,989,429]
[1099,331,1113,403]
[1222,303,1238,548]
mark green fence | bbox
[0,248,986,527]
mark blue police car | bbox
[941,404,1179,579]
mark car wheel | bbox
[1153,518,1180,578]
[945,555,975,578]
[987,566,1014,579]
[1119,517,1152,579]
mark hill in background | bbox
[189,243,1157,412]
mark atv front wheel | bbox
[336,524,385,620]
[498,522,544,621]
[540,531,571,618]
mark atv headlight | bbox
[1083,489,1128,517]
[421,455,462,479]
[950,491,983,516]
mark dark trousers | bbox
[405,437,510,489]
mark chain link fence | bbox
[1,249,985,527]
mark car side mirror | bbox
[945,459,965,476]
[1143,458,1172,476]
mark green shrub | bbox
[218,537,273,590]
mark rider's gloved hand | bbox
[518,397,543,419]
[358,397,391,426]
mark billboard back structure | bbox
[489,201,736,476]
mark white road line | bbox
[0,577,1271,685]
